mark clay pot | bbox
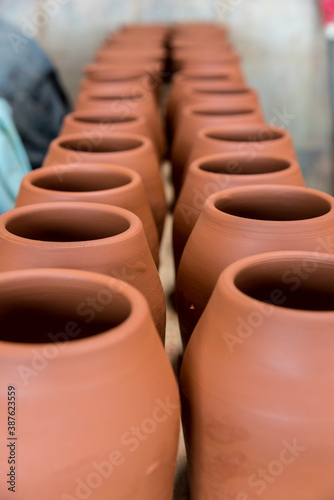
[84,62,164,83]
[171,103,265,197]
[104,32,166,48]
[176,184,334,346]
[74,88,166,158]
[166,73,246,139]
[43,132,166,239]
[79,75,157,100]
[94,48,166,67]
[180,249,334,500]
[187,123,298,177]
[60,110,162,158]
[173,152,306,271]
[170,23,228,40]
[0,202,166,339]
[172,85,260,129]
[0,267,179,500]
[15,163,160,266]
[173,51,240,73]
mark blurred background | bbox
[1,0,331,191]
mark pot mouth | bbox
[58,136,143,154]
[0,270,132,344]
[214,188,331,221]
[31,168,133,193]
[73,114,138,125]
[5,205,131,243]
[182,74,230,81]
[86,92,145,101]
[206,127,284,143]
[199,156,291,175]
[192,108,254,117]
[193,88,249,96]
[234,257,334,312]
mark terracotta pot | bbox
[43,132,166,239]
[79,75,158,100]
[104,32,166,48]
[74,88,166,158]
[94,49,166,67]
[180,249,334,500]
[121,24,169,37]
[15,163,160,266]
[176,184,334,346]
[60,110,162,158]
[173,152,306,271]
[187,123,298,176]
[166,73,246,140]
[171,103,265,197]
[171,43,235,72]
[84,62,164,83]
[0,267,179,500]
[172,85,260,129]
[0,202,166,339]
[170,23,228,40]
[173,52,241,73]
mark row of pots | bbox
[168,21,334,500]
[0,22,182,500]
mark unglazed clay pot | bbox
[95,45,167,62]
[166,73,246,139]
[0,202,166,339]
[60,110,162,158]
[15,163,160,266]
[74,87,165,157]
[171,103,265,197]
[172,51,240,73]
[180,250,334,500]
[43,132,166,239]
[0,268,179,500]
[94,49,166,67]
[173,152,305,271]
[176,184,334,346]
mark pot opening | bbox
[183,74,229,81]
[6,207,131,242]
[206,127,283,143]
[235,259,334,311]
[199,157,291,175]
[32,169,132,193]
[194,88,249,96]
[215,189,331,221]
[59,136,143,153]
[87,93,144,101]
[74,115,137,125]
[0,275,131,343]
[193,108,254,117]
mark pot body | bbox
[171,102,264,196]
[0,268,179,500]
[173,152,305,271]
[176,185,334,346]
[15,163,160,266]
[42,133,167,239]
[180,251,334,500]
[0,202,166,340]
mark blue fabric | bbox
[0,98,31,214]
[0,18,71,169]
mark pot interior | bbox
[193,108,254,117]
[235,259,334,311]
[199,156,291,175]
[215,189,331,221]
[59,136,142,153]
[32,168,132,193]
[0,273,131,343]
[193,88,249,96]
[6,206,131,242]
[206,127,284,143]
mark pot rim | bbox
[204,184,334,230]
[65,110,147,126]
[221,250,334,318]
[182,103,259,118]
[190,151,299,178]
[183,84,253,97]
[0,268,149,355]
[0,201,142,248]
[48,132,151,159]
[18,163,141,199]
[197,123,292,146]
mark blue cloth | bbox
[0,98,31,214]
[0,18,71,169]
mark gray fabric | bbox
[0,19,71,169]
